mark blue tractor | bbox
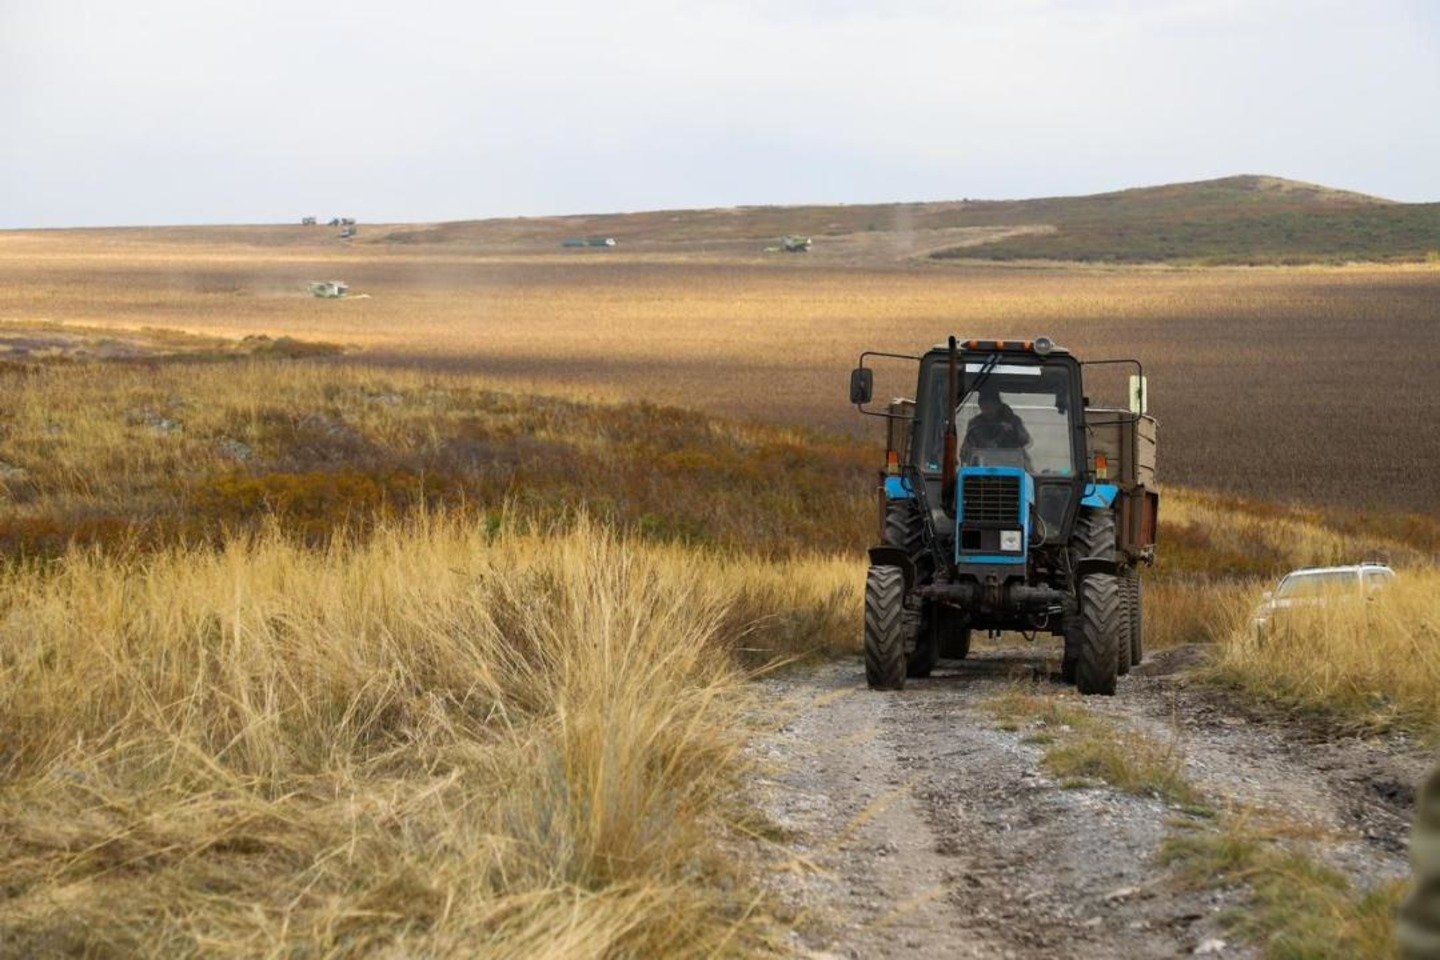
[849,336,1159,695]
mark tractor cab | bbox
[915,341,1087,556]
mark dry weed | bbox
[0,515,855,956]
[1212,569,1440,733]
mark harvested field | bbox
[2,229,1437,514]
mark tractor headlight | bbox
[1000,530,1023,552]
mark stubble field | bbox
[3,230,1438,515]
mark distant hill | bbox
[927,175,1440,264]
[372,175,1437,265]
[11,175,1434,265]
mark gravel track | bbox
[752,646,1424,959]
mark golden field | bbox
[2,229,1439,513]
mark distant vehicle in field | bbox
[339,226,357,239]
[781,235,812,252]
[308,280,349,298]
[562,237,617,249]
[301,216,317,226]
[1253,563,1396,637]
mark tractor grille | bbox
[962,475,1021,526]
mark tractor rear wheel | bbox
[883,498,925,560]
[1128,574,1144,666]
[864,565,908,690]
[1069,507,1117,567]
[1075,574,1121,696]
[1116,574,1134,677]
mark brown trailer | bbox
[1085,408,1159,567]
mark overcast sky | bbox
[2,0,1436,228]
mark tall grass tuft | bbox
[1212,569,1440,733]
[0,514,857,956]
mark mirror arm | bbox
[851,350,923,417]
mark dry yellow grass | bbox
[1144,488,1437,651]
[1213,569,1440,733]
[0,514,857,956]
[1163,811,1404,959]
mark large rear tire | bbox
[883,498,925,561]
[1069,507,1117,567]
[1129,575,1144,666]
[1116,574,1134,677]
[865,565,908,690]
[1075,574,1121,696]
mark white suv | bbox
[1253,563,1396,637]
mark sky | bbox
[1,0,1436,228]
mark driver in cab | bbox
[960,385,1031,463]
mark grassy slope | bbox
[0,359,874,561]
[940,203,1440,264]
[390,174,1439,264]
[927,174,1440,263]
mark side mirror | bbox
[849,367,874,405]
[1129,375,1149,415]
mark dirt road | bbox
[752,647,1422,959]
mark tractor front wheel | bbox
[1075,574,1122,696]
[864,565,908,690]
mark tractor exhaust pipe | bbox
[942,335,959,514]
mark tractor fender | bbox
[1080,483,1120,509]
[883,475,914,500]
[867,546,916,592]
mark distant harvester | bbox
[562,236,617,249]
[308,280,349,298]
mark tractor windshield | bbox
[919,360,1078,477]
